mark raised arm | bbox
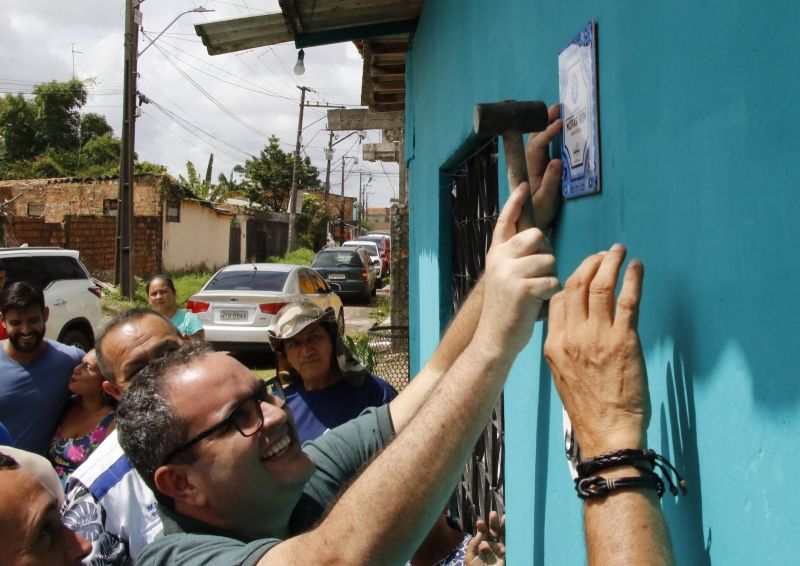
[262,182,560,565]
[544,245,675,565]
[389,104,563,432]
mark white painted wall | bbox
[162,200,233,271]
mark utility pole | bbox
[287,85,311,252]
[323,130,334,201]
[115,0,140,298]
[340,155,346,241]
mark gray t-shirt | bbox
[138,404,395,566]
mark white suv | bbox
[0,247,102,350]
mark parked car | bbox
[0,247,102,350]
[341,240,383,284]
[356,234,390,276]
[311,247,376,303]
[186,263,344,351]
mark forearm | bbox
[266,339,514,565]
[389,277,485,432]
[585,488,674,565]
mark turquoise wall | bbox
[406,0,800,563]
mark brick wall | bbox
[0,176,164,223]
[5,217,64,247]
[4,215,162,282]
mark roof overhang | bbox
[194,1,423,112]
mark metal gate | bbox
[448,138,504,531]
[228,219,241,264]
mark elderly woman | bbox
[267,300,397,443]
[48,349,115,486]
[146,274,204,340]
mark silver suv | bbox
[0,247,102,350]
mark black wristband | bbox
[575,448,687,499]
[576,472,664,499]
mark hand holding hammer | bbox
[473,100,550,231]
[474,100,561,318]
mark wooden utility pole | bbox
[287,85,311,252]
[115,0,140,298]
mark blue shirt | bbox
[170,309,203,337]
[285,374,398,443]
[0,421,13,446]
[0,340,83,455]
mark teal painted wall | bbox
[406,1,800,563]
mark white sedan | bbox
[186,263,344,351]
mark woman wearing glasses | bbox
[48,349,116,487]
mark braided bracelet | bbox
[574,448,687,500]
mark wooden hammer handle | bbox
[502,131,536,231]
[502,131,549,321]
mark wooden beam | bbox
[363,142,403,163]
[327,109,404,131]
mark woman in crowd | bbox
[146,274,204,340]
[48,349,115,486]
[267,300,397,443]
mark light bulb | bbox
[293,49,305,75]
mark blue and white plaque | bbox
[559,21,601,199]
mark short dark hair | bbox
[0,281,45,317]
[95,307,177,382]
[117,341,212,507]
[0,451,19,470]
[146,275,176,294]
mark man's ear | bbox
[42,306,49,323]
[102,380,123,402]
[154,465,208,508]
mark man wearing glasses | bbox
[60,308,184,565]
[115,185,674,564]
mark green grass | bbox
[267,247,315,266]
[370,295,389,323]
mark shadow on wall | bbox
[532,350,552,565]
[660,344,712,565]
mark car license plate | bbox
[328,274,345,280]
[219,310,248,321]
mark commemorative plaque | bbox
[559,21,601,199]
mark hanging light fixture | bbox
[293,49,306,75]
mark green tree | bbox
[235,135,320,211]
[0,94,40,160]
[80,112,114,146]
[297,193,334,250]
[0,79,166,180]
[32,79,87,151]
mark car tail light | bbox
[88,286,103,299]
[361,267,368,281]
[186,300,210,313]
[259,302,288,315]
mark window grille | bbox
[448,138,505,530]
[27,202,45,217]
[103,199,119,216]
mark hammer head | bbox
[473,100,549,136]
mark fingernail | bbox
[610,243,624,251]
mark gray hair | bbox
[95,307,176,383]
[116,341,212,506]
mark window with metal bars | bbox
[447,138,505,531]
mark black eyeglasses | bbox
[162,377,285,465]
